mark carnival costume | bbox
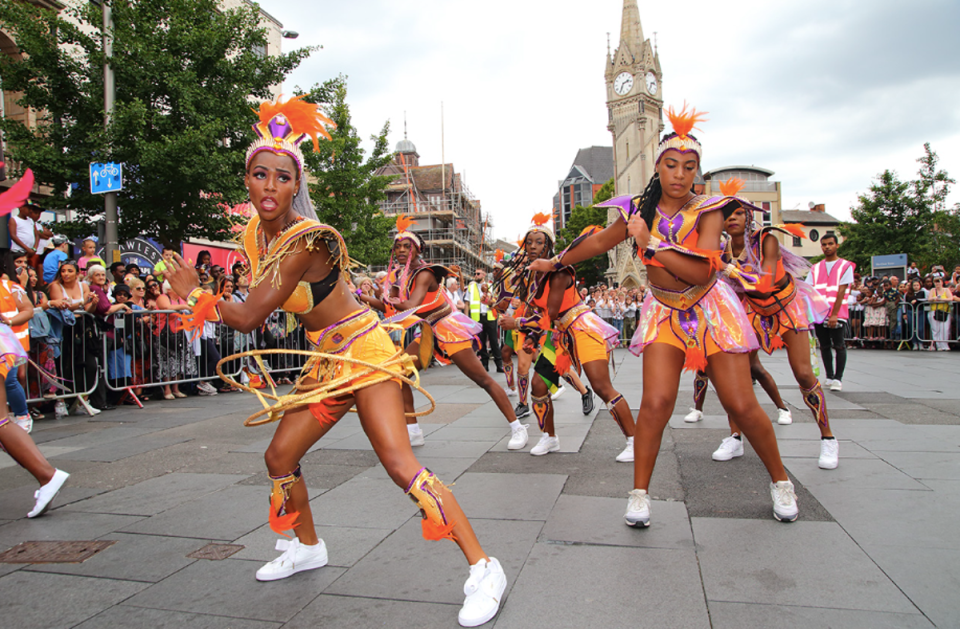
[592,109,760,373]
[202,97,443,542]
[383,215,482,365]
[510,214,630,448]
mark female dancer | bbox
[0,170,70,516]
[529,105,798,525]
[502,214,634,460]
[361,218,527,451]
[164,97,505,627]
[707,182,837,468]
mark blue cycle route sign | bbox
[90,162,123,194]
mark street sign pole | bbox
[102,0,119,263]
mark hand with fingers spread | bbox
[164,253,200,300]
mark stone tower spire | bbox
[619,0,644,58]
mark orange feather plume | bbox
[255,95,335,151]
[719,178,745,197]
[531,211,554,227]
[666,103,708,140]
[778,223,806,240]
[579,225,603,237]
[421,517,458,542]
[395,213,414,233]
[554,350,572,376]
[269,493,301,536]
[180,292,222,341]
[495,249,504,263]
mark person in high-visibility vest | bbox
[465,269,503,373]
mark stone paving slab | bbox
[325,517,541,605]
[63,473,250,516]
[494,544,710,629]
[358,455,476,483]
[876,450,960,480]
[0,445,84,470]
[0,484,102,516]
[55,434,194,462]
[26,532,205,582]
[860,544,960,629]
[450,472,567,521]
[777,438,876,459]
[0,510,143,550]
[306,475,419,529]
[283,594,459,629]
[73,606,282,629]
[780,388,865,411]
[123,557,344,622]
[707,601,935,629]
[785,456,930,490]
[693,518,921,614]
[0,570,148,629]
[120,485,278,540]
[540,494,694,549]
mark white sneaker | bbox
[551,385,566,401]
[54,399,68,419]
[458,557,507,627]
[771,480,799,522]
[615,436,634,463]
[624,488,651,528]
[829,380,842,391]
[507,423,528,450]
[530,434,560,456]
[777,408,793,425]
[255,538,328,581]
[198,382,218,396]
[78,398,100,416]
[822,378,834,387]
[819,438,839,469]
[27,469,70,518]
[13,414,32,434]
[712,435,744,461]
[683,408,703,423]
[507,388,518,398]
[408,425,425,447]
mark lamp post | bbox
[102,0,118,264]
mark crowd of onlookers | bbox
[2,240,291,422]
[847,263,959,351]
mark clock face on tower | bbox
[614,72,634,96]
[645,71,658,95]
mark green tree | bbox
[555,203,610,288]
[838,144,958,271]
[593,177,615,205]
[299,78,394,266]
[0,0,312,247]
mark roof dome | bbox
[396,138,417,154]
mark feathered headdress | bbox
[246,95,336,174]
[393,214,422,248]
[718,178,745,197]
[523,211,556,243]
[656,103,708,164]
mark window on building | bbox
[626,141,630,161]
[809,229,820,242]
[792,236,802,247]
[761,201,772,226]
[252,42,267,58]
[639,101,645,114]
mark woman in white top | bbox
[8,206,38,255]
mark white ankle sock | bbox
[509,420,522,432]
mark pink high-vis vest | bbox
[809,258,855,320]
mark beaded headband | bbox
[523,212,555,244]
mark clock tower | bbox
[604,0,663,287]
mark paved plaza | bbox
[1,348,958,628]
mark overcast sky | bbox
[265,0,960,242]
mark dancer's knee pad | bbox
[406,467,457,541]
[531,393,551,431]
[693,370,708,407]
[268,464,302,536]
[801,381,828,427]
[517,372,529,404]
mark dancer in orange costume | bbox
[529,104,798,526]
[164,97,505,627]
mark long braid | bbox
[637,173,663,230]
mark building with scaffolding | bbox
[375,134,493,273]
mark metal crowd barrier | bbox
[842,301,957,349]
[23,310,100,405]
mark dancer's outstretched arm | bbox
[528,217,628,271]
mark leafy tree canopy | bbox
[298,77,395,267]
[839,144,959,272]
[555,200,610,288]
[0,0,312,247]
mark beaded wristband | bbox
[644,236,664,260]
[187,287,205,308]
[549,254,565,271]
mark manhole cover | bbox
[0,540,116,564]
[188,543,245,560]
